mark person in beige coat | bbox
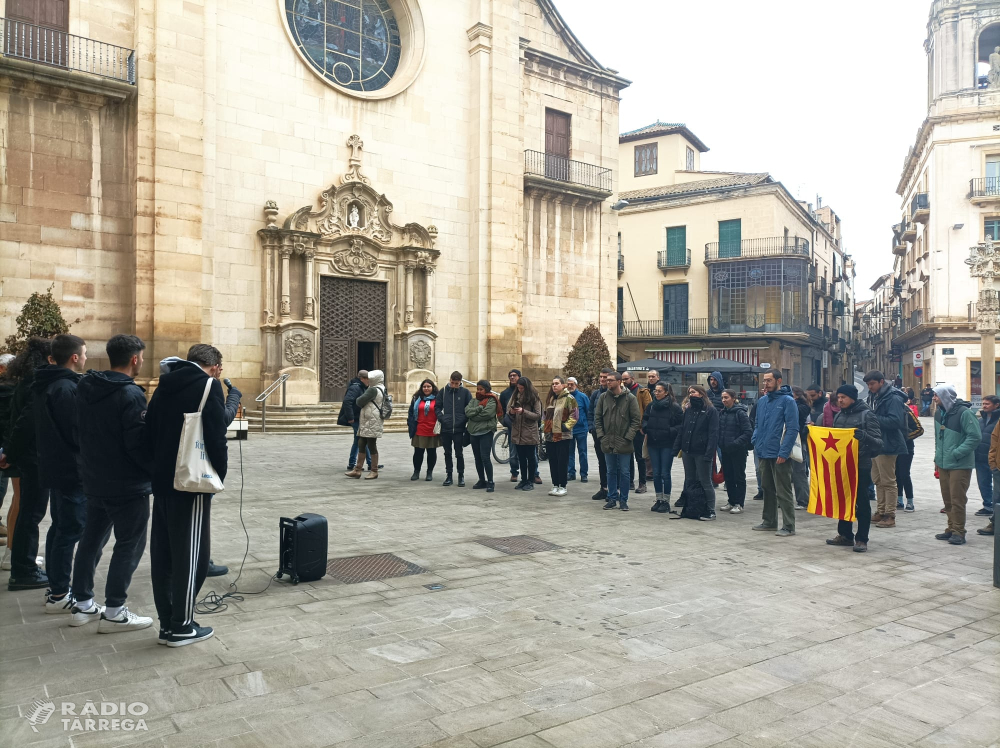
[346,369,386,480]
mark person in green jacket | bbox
[594,372,641,511]
[933,383,980,545]
[465,380,500,493]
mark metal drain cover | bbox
[326,553,427,584]
[475,535,563,555]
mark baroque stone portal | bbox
[257,135,440,404]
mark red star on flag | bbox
[822,432,839,452]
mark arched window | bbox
[285,0,401,92]
[976,23,1000,88]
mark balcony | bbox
[524,150,612,199]
[617,254,624,277]
[704,236,810,263]
[970,177,1000,205]
[900,219,916,242]
[656,248,691,271]
[618,319,708,339]
[817,277,828,297]
[911,193,929,223]
[709,314,815,337]
[0,17,136,84]
[808,263,816,283]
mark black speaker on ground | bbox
[277,513,328,584]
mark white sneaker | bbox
[45,593,75,614]
[720,504,732,512]
[730,505,743,514]
[36,555,44,567]
[98,607,154,634]
[556,487,568,496]
[547,487,560,496]
[70,602,105,627]
[1,547,10,570]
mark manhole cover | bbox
[475,535,563,555]
[326,553,427,584]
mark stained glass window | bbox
[286,0,401,92]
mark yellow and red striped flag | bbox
[805,426,859,521]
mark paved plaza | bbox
[1,424,998,748]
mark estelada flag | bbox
[805,426,859,521]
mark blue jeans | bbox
[606,452,632,505]
[46,486,87,597]
[975,459,995,508]
[648,445,673,496]
[567,433,589,479]
[349,421,371,468]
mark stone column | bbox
[423,264,435,327]
[280,247,292,319]
[978,288,999,398]
[304,249,316,320]
[404,261,415,325]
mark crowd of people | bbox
[336,366,995,548]
[0,335,241,648]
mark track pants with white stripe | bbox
[150,492,211,632]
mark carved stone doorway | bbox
[319,276,387,402]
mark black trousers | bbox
[629,432,645,485]
[515,443,537,485]
[838,467,872,544]
[412,448,438,473]
[593,435,608,488]
[896,452,914,499]
[470,434,493,483]
[548,440,570,487]
[150,492,211,631]
[10,467,48,577]
[440,432,465,476]
[71,493,150,607]
[720,449,748,507]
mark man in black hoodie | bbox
[499,369,522,482]
[435,371,472,487]
[33,334,88,612]
[145,344,228,647]
[589,368,614,500]
[68,335,154,632]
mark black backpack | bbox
[678,484,709,519]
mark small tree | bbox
[4,285,71,355]
[563,324,613,391]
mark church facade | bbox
[0,0,628,402]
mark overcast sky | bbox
[558,0,930,295]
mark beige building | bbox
[889,0,1000,402]
[0,0,628,404]
[615,122,854,391]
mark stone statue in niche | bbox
[348,203,362,229]
[990,46,1000,89]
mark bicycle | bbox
[492,424,547,466]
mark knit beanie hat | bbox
[836,384,859,402]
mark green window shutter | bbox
[666,226,686,266]
[719,219,742,258]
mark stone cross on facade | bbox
[344,134,370,186]
[966,239,1000,397]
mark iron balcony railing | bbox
[657,248,691,269]
[704,236,810,262]
[617,254,624,274]
[818,278,827,296]
[970,177,1000,198]
[709,314,810,335]
[0,17,136,84]
[911,192,929,217]
[618,318,708,338]
[524,150,612,193]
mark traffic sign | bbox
[914,366,923,378]
[913,351,923,365]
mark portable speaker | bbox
[276,513,328,584]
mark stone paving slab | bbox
[1,426,998,748]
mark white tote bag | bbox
[173,378,226,493]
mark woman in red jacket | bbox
[408,379,440,481]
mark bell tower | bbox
[926,0,1000,107]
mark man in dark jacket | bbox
[827,385,883,552]
[145,344,228,647]
[752,371,798,536]
[718,389,753,512]
[68,334,154,632]
[864,370,909,528]
[339,371,371,471]
[974,396,999,517]
[595,372,641,511]
[805,384,828,426]
[499,369,522,482]
[2,338,52,589]
[589,369,613,500]
[436,371,472,487]
[566,377,590,483]
[920,385,935,417]
[706,371,725,411]
[0,353,14,537]
[32,334,88,612]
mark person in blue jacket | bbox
[751,370,799,536]
[566,377,590,482]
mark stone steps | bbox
[243,403,408,434]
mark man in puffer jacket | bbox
[751,370,799,536]
[435,372,472,487]
[566,377,590,483]
[933,384,980,545]
[864,370,910,529]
